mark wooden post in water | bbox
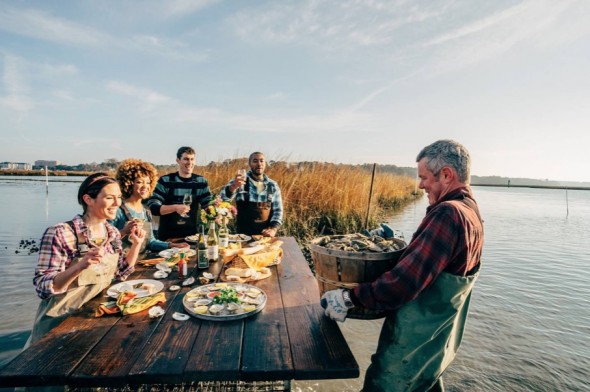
[566,187,569,217]
[365,163,377,230]
[45,166,48,194]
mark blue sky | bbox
[1,0,589,182]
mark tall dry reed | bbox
[161,159,419,242]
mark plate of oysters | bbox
[183,282,266,321]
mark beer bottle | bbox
[197,225,209,269]
[206,222,219,263]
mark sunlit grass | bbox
[169,159,421,243]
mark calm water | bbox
[1,177,589,392]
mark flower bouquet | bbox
[201,195,238,224]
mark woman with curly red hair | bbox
[111,159,189,256]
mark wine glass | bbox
[237,169,248,194]
[88,228,106,272]
[181,193,192,218]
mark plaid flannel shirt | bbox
[351,187,483,312]
[220,172,284,228]
[34,215,133,299]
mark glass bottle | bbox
[218,219,229,249]
[178,251,187,279]
[197,225,209,269]
[206,221,219,263]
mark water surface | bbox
[1,178,589,391]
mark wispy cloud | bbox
[160,0,220,18]
[0,5,210,63]
[416,0,590,75]
[106,81,173,112]
[0,53,34,114]
[129,35,210,63]
[0,6,109,46]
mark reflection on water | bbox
[1,179,590,392]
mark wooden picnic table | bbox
[0,237,359,389]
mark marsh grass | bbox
[171,160,420,244]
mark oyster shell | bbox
[169,285,181,291]
[148,306,165,318]
[202,272,214,280]
[153,270,168,279]
[208,304,224,314]
[182,277,195,286]
[226,302,241,312]
[172,312,189,321]
[156,262,172,272]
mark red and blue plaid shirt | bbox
[351,187,483,312]
[34,215,134,299]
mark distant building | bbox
[0,162,33,170]
[35,160,61,167]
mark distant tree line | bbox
[23,159,590,188]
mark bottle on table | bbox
[197,225,209,269]
[218,219,229,249]
[178,251,188,278]
[206,221,219,263]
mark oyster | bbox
[195,298,212,306]
[153,270,168,279]
[208,304,224,314]
[226,302,241,313]
[202,272,214,280]
[182,277,195,286]
[172,312,189,321]
[156,262,172,272]
[169,285,181,291]
[148,306,165,318]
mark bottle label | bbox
[207,245,219,261]
[197,250,209,268]
[178,260,187,278]
[219,236,229,248]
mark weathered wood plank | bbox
[279,237,359,380]
[241,268,293,381]
[127,286,203,385]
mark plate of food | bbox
[228,234,251,243]
[158,248,196,258]
[107,279,164,298]
[183,282,266,321]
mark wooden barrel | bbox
[310,235,407,319]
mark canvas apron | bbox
[362,270,479,392]
[236,200,272,236]
[235,180,273,236]
[120,204,151,259]
[28,237,119,345]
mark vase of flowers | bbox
[200,195,238,226]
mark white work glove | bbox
[320,289,354,322]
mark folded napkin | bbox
[95,291,166,317]
[240,247,283,271]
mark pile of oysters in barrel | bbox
[314,233,405,253]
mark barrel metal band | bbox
[314,274,359,289]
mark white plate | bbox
[107,279,164,298]
[228,234,251,243]
[158,248,196,258]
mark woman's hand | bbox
[120,220,140,237]
[82,247,105,269]
[128,225,146,245]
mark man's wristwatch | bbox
[342,289,355,309]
